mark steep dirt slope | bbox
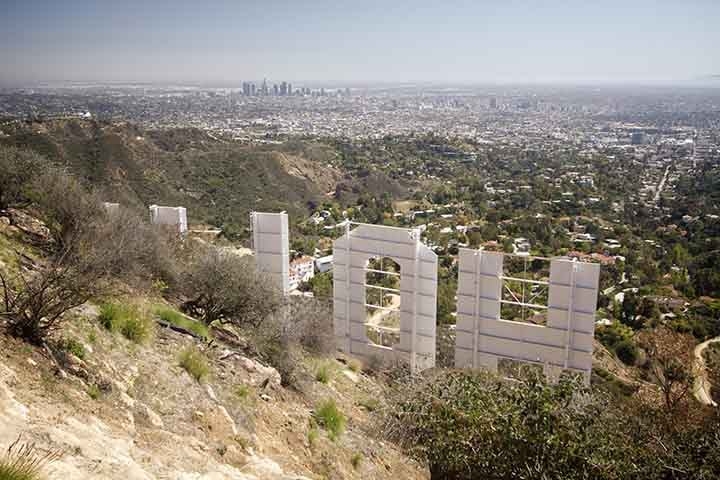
[0,211,425,480]
[0,311,426,480]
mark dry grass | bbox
[0,437,61,480]
[178,345,210,382]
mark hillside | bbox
[0,214,425,479]
[0,119,404,239]
[2,118,720,480]
[0,314,424,480]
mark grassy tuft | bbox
[235,384,251,401]
[98,302,123,332]
[86,384,101,400]
[314,399,345,441]
[119,314,153,343]
[178,345,210,382]
[58,337,86,360]
[307,426,320,448]
[98,302,154,343]
[154,305,210,339]
[315,362,333,384]
[0,437,60,480]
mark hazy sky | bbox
[1,0,719,85]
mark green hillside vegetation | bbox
[0,119,407,241]
[2,126,720,479]
[0,120,330,239]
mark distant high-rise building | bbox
[280,81,287,96]
[489,97,497,109]
[695,132,717,163]
[320,87,326,96]
[250,83,256,96]
[261,78,269,96]
[287,83,292,95]
[273,84,279,96]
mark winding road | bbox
[366,294,401,327]
[693,336,720,407]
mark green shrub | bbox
[154,305,210,339]
[98,303,123,332]
[58,337,86,360]
[314,399,345,441]
[595,322,633,351]
[179,346,210,382]
[87,384,101,400]
[592,367,637,398]
[315,363,332,384]
[120,314,153,343]
[98,302,153,343]
[307,426,320,448]
[235,384,251,401]
[614,339,639,365]
[0,437,59,480]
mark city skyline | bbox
[2,0,720,86]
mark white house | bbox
[289,255,315,290]
[315,255,333,273]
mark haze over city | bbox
[2,0,720,86]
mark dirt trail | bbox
[366,294,401,328]
[693,336,720,406]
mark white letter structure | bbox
[332,223,437,372]
[454,249,599,383]
[251,211,290,295]
[148,205,188,234]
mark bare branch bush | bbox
[1,169,182,343]
[636,327,697,419]
[287,297,335,355]
[179,248,282,326]
[0,145,48,211]
[244,298,334,387]
[26,168,105,252]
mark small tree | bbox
[1,251,100,343]
[180,248,282,325]
[0,145,47,210]
[27,169,104,251]
[1,170,178,343]
[637,327,696,417]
